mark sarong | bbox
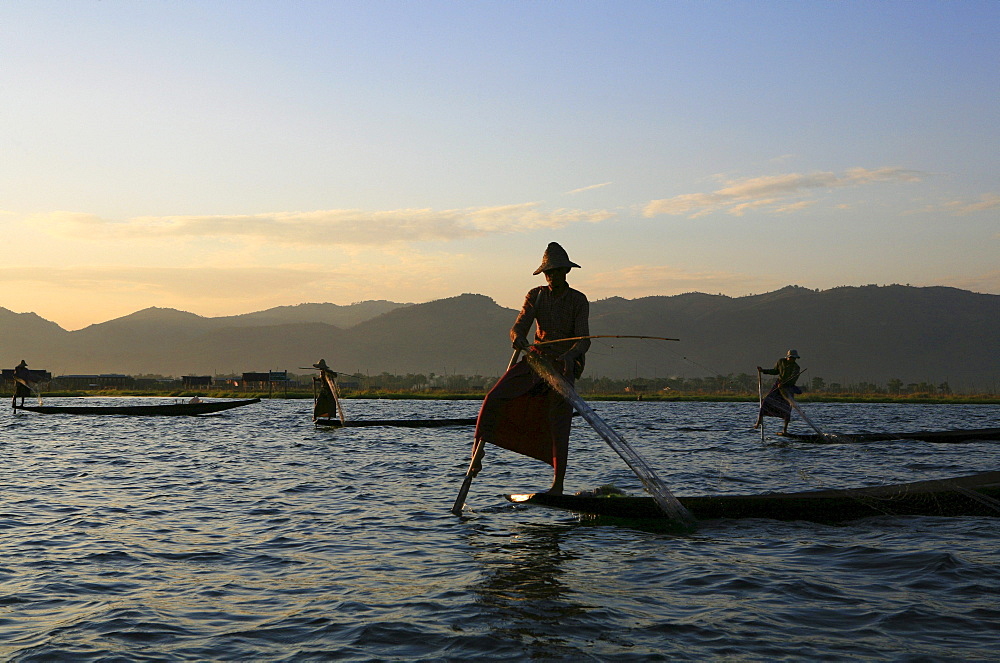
[474,356,573,467]
[758,381,802,420]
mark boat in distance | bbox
[508,471,1000,523]
[13,398,261,416]
[315,416,477,428]
[310,359,477,428]
[780,427,1000,444]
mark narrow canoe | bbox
[315,416,477,428]
[13,398,261,416]
[781,427,1000,444]
[508,471,1000,523]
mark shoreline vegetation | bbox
[12,389,1000,405]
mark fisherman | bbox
[755,349,803,434]
[12,360,32,408]
[312,359,339,422]
[469,242,590,494]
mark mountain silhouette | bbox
[1,286,996,390]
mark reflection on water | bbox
[467,523,582,641]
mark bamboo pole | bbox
[533,334,679,346]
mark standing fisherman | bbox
[755,349,803,434]
[12,360,33,408]
[312,359,342,423]
[469,242,591,494]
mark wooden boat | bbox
[507,471,1000,523]
[310,359,476,428]
[13,398,261,416]
[781,427,1000,444]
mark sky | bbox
[1,0,997,330]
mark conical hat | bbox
[533,242,581,275]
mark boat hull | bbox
[782,428,1000,444]
[315,417,476,428]
[13,398,261,416]
[508,471,1000,523]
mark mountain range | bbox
[1,285,997,389]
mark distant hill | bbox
[214,301,408,328]
[1,286,997,390]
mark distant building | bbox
[1,368,52,387]
[134,377,181,390]
[54,374,131,389]
[182,375,213,389]
[240,372,271,389]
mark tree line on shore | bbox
[90,371,988,397]
[357,372,969,396]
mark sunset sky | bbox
[2,1,997,330]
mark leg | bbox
[546,392,571,494]
[549,426,568,494]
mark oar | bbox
[522,351,697,531]
[451,348,521,516]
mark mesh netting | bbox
[524,352,697,530]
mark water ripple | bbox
[0,399,998,660]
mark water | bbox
[2,398,998,661]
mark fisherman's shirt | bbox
[761,358,801,387]
[511,284,591,363]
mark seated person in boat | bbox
[755,349,802,434]
[470,242,590,494]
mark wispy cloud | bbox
[643,167,923,218]
[937,193,1000,216]
[40,203,616,246]
[566,182,612,195]
[0,266,342,299]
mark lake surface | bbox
[2,398,998,661]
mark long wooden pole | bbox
[533,334,679,346]
[451,349,521,516]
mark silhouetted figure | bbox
[470,242,590,494]
[12,360,32,408]
[755,349,803,434]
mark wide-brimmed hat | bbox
[533,242,581,275]
[786,349,800,359]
